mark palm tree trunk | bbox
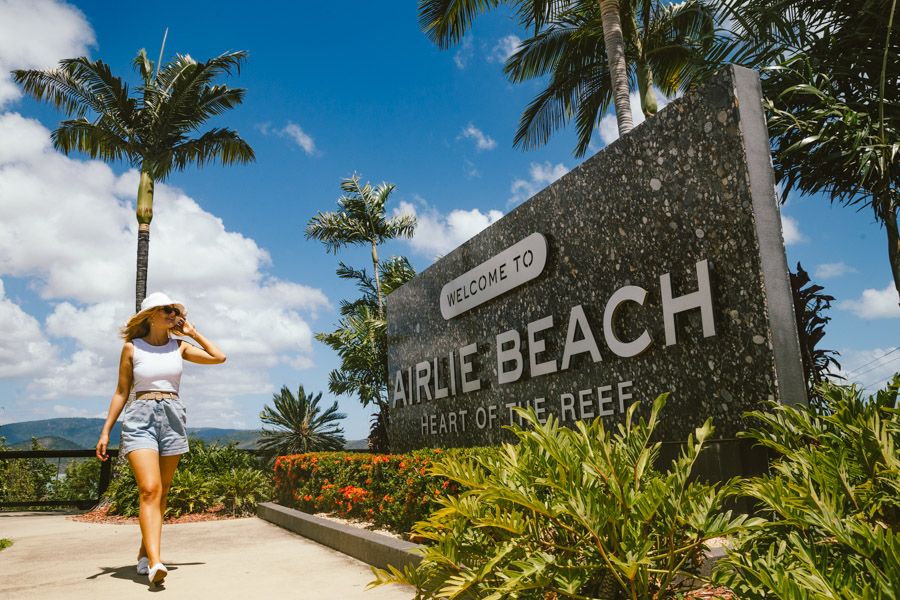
[135,168,155,312]
[371,241,383,317]
[630,11,657,118]
[600,0,633,136]
[886,206,900,305]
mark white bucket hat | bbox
[137,292,186,317]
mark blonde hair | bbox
[120,307,186,341]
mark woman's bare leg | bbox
[137,454,182,560]
[128,449,163,566]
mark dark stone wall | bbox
[386,66,805,464]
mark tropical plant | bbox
[789,262,841,411]
[316,257,416,450]
[371,395,755,599]
[306,176,416,316]
[13,48,255,310]
[258,385,347,459]
[164,469,220,517]
[105,439,271,517]
[215,467,272,516]
[721,0,899,300]
[420,0,729,154]
[714,376,900,598]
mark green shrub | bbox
[714,376,900,598]
[0,538,12,551]
[165,469,220,517]
[371,395,753,599]
[105,440,272,518]
[53,458,101,501]
[274,447,493,533]
[216,467,272,516]
[0,437,58,506]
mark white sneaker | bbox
[148,562,168,585]
[137,557,150,575]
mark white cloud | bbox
[0,279,56,378]
[509,161,569,206]
[459,123,496,151]
[258,121,317,155]
[0,0,94,108]
[0,111,330,426]
[834,347,900,392]
[393,199,503,260]
[597,88,675,146]
[781,215,806,245]
[281,122,317,155]
[488,35,521,63]
[838,283,900,319]
[454,37,474,69]
[814,262,856,279]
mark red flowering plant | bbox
[273,448,492,533]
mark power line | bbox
[849,353,900,381]
[843,347,899,378]
[858,357,900,390]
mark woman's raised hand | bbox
[179,318,198,338]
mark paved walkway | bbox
[0,511,414,599]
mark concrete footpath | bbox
[0,511,414,599]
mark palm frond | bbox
[52,118,135,163]
[164,127,254,178]
[418,0,504,49]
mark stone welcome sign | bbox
[386,66,806,472]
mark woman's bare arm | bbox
[96,343,133,460]
[179,319,226,364]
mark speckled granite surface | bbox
[386,66,805,453]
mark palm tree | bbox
[13,50,255,311]
[258,385,347,457]
[316,257,417,450]
[419,0,723,153]
[720,0,899,299]
[306,176,416,317]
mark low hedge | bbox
[273,447,495,534]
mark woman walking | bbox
[95,292,226,586]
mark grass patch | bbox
[0,538,13,551]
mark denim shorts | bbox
[120,398,189,457]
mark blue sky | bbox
[0,0,896,439]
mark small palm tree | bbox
[14,49,255,311]
[258,385,346,457]
[316,257,417,450]
[306,176,416,317]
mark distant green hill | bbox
[0,418,368,451]
[9,435,81,450]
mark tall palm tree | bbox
[306,176,416,317]
[419,0,722,153]
[258,385,347,457]
[14,50,255,311]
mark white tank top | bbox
[132,338,183,394]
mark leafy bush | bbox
[53,457,101,501]
[274,448,492,533]
[216,467,272,516]
[0,437,58,506]
[371,395,753,599]
[715,376,900,598]
[106,439,272,518]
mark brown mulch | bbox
[685,587,736,599]
[69,502,246,525]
